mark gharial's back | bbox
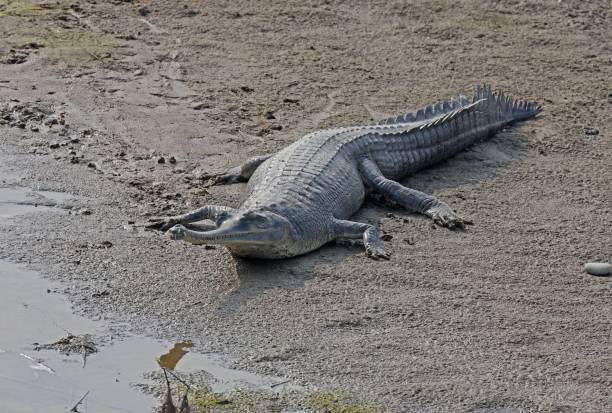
[241,85,541,221]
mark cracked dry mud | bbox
[0,1,611,412]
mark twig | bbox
[270,379,291,388]
[139,18,165,34]
[161,369,176,413]
[164,368,190,390]
[85,50,101,61]
[69,390,90,412]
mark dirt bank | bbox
[1,1,610,411]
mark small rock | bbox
[191,102,210,110]
[70,157,79,164]
[584,262,611,276]
[49,142,60,149]
[283,97,299,104]
[100,241,113,248]
[181,9,199,17]
[270,124,283,131]
[583,127,599,136]
[137,7,150,16]
[240,86,254,93]
[169,156,176,164]
[43,116,58,126]
[381,234,393,241]
[157,156,166,164]
[607,93,612,104]
[77,208,92,215]
[264,111,275,120]
[30,125,39,132]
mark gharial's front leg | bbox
[146,205,236,231]
[359,158,473,229]
[207,154,272,186]
[334,219,390,260]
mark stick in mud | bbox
[161,368,177,413]
[69,390,90,412]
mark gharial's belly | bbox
[225,240,322,259]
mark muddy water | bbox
[0,186,63,218]
[0,181,298,412]
[0,261,157,412]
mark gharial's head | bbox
[169,210,296,259]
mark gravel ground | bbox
[0,1,610,411]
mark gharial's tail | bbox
[472,84,542,123]
[378,84,542,126]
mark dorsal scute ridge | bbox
[474,84,542,116]
[375,85,540,126]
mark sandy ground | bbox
[0,0,611,411]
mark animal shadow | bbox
[213,245,352,315]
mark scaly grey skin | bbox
[148,85,541,259]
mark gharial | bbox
[148,85,541,259]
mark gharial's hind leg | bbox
[333,219,390,260]
[359,158,472,229]
[207,154,272,186]
[146,205,236,231]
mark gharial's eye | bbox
[254,215,268,228]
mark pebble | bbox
[77,208,92,215]
[584,262,611,276]
[138,7,150,16]
[157,156,166,164]
[583,127,599,136]
[100,241,113,249]
[191,102,210,110]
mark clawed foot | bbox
[146,217,179,231]
[365,244,390,260]
[204,168,242,187]
[426,204,473,230]
[166,224,187,240]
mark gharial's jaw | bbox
[166,210,293,248]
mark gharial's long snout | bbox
[166,210,291,247]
